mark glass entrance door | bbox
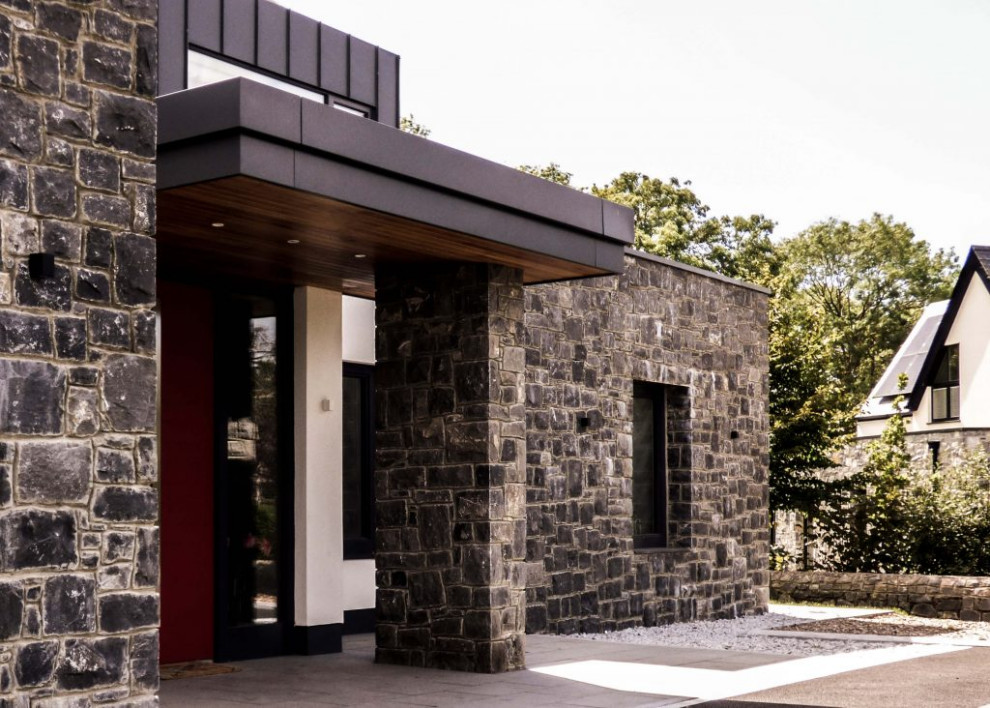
[214,292,292,660]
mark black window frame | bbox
[931,344,960,422]
[632,381,669,549]
[342,363,375,560]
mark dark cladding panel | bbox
[349,37,377,106]
[257,0,288,74]
[158,0,187,95]
[222,0,257,63]
[376,49,399,127]
[188,0,222,52]
[289,13,320,86]
[320,25,348,95]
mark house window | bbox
[343,364,375,559]
[931,344,960,421]
[187,50,327,103]
[632,382,668,548]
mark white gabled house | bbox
[857,245,990,465]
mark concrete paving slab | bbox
[158,631,976,708]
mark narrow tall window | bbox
[343,364,375,558]
[931,344,960,421]
[633,382,668,548]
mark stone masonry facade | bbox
[374,263,527,673]
[523,253,770,634]
[0,1,158,705]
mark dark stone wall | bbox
[0,1,158,704]
[374,263,527,673]
[772,570,990,622]
[523,254,770,634]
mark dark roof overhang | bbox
[906,246,990,411]
[156,79,634,297]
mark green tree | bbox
[816,383,913,572]
[589,172,778,284]
[400,114,431,138]
[779,215,957,406]
[519,162,575,187]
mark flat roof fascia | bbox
[159,134,610,272]
[157,79,635,247]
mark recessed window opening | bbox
[928,441,940,472]
[343,363,375,559]
[633,382,669,548]
[931,344,960,421]
[187,49,327,104]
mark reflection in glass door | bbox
[215,293,291,660]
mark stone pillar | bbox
[374,262,527,673]
[0,1,158,704]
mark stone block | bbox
[43,575,96,634]
[16,441,91,503]
[45,101,91,141]
[0,158,28,209]
[0,87,41,159]
[82,42,132,89]
[74,269,111,302]
[0,360,65,434]
[56,637,127,691]
[0,311,52,355]
[112,232,155,305]
[15,35,59,96]
[15,641,59,688]
[81,193,130,229]
[84,227,112,267]
[41,221,82,261]
[2,212,39,255]
[133,309,156,353]
[135,23,157,96]
[103,354,156,431]
[14,262,72,311]
[31,166,76,218]
[131,630,158,690]
[54,317,86,361]
[96,448,135,484]
[136,436,156,482]
[98,592,158,632]
[408,571,445,608]
[102,531,135,562]
[0,582,22,640]
[88,308,130,349]
[38,3,83,41]
[94,90,155,158]
[93,486,157,523]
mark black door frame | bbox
[212,287,295,662]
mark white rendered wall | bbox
[293,286,344,627]
[939,276,990,429]
[341,294,377,611]
[342,295,375,365]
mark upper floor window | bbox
[931,344,960,421]
[187,50,327,103]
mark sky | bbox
[281,0,990,258]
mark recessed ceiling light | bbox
[211,222,225,228]
[354,253,367,259]
[287,239,300,244]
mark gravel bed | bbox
[574,610,987,656]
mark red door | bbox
[159,280,215,664]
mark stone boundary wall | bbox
[771,570,990,621]
[523,253,771,635]
[0,1,159,704]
